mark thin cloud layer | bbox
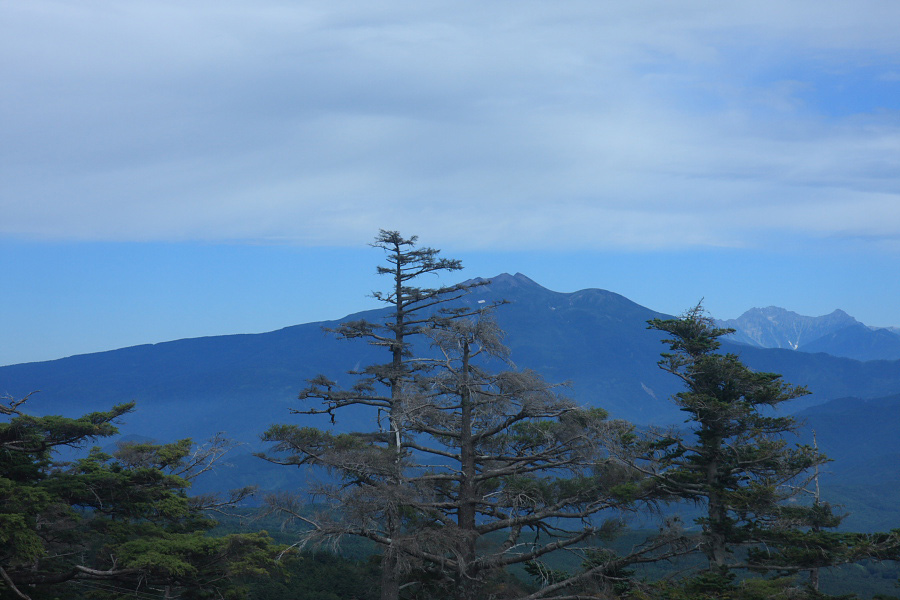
[3,1,900,249]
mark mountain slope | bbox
[3,273,900,443]
[0,314,386,442]
[793,394,900,531]
[458,273,676,423]
[799,323,900,361]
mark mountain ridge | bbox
[717,306,859,349]
[718,305,900,361]
[3,272,900,435]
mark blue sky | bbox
[2,2,900,366]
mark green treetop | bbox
[0,394,278,600]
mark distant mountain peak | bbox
[465,272,543,289]
[736,306,852,322]
[718,306,862,352]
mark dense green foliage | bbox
[0,395,280,600]
[242,551,381,600]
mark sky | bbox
[3,1,900,366]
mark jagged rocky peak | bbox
[718,306,859,350]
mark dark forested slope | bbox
[3,273,900,443]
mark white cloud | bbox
[2,1,900,249]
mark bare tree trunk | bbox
[810,430,821,591]
[704,442,729,571]
[707,490,730,570]
[381,257,405,600]
[0,566,33,600]
[381,545,400,600]
[457,341,479,600]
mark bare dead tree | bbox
[396,315,679,599]
[262,311,679,600]
[260,230,488,600]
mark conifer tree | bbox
[0,394,276,600]
[397,314,676,600]
[647,305,831,578]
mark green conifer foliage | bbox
[647,305,830,575]
[0,394,278,600]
